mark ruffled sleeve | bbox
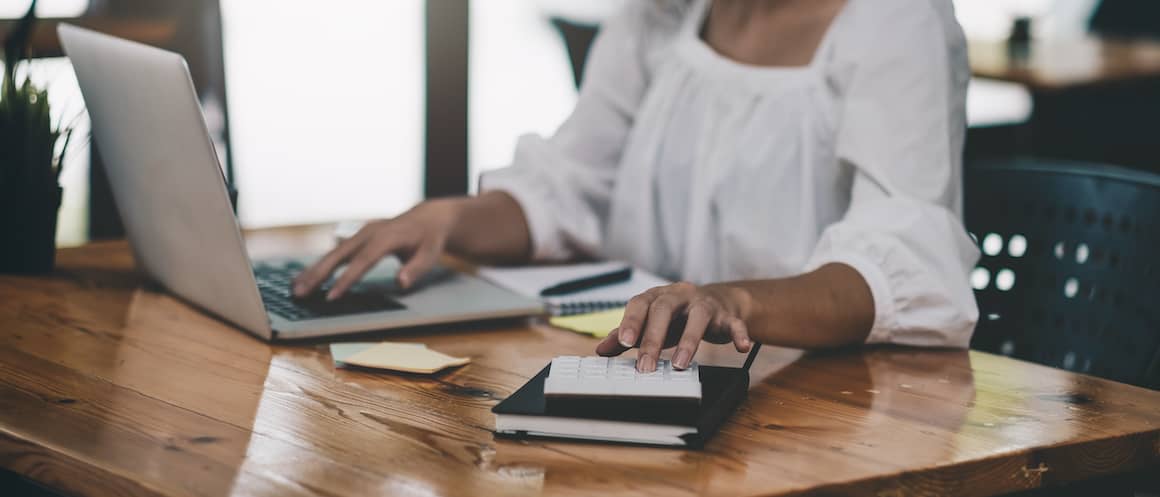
[479,2,682,261]
[805,0,980,347]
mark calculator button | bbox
[544,355,701,401]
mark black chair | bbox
[965,158,1160,389]
[549,17,600,90]
[1090,0,1160,40]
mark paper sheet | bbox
[548,308,626,338]
[478,263,669,308]
[330,342,470,374]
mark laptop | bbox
[59,24,545,341]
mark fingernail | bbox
[398,273,410,289]
[293,284,304,296]
[326,290,339,301]
[637,353,654,373]
[673,349,691,370]
[619,328,636,348]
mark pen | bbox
[539,266,633,297]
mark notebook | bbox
[492,345,761,448]
[478,261,669,316]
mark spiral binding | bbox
[550,300,627,316]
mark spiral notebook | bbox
[478,262,670,316]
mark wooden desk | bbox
[969,36,1160,91]
[2,227,1158,497]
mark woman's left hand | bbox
[596,282,755,372]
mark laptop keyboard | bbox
[253,262,405,321]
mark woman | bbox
[294,0,980,373]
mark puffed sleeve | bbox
[804,0,980,348]
[478,3,681,261]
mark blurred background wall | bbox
[2,0,1157,245]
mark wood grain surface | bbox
[969,36,1160,90]
[2,226,1158,497]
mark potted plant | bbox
[0,0,79,274]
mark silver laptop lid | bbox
[59,24,272,339]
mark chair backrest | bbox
[1089,0,1160,40]
[549,17,600,89]
[965,158,1160,389]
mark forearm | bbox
[714,263,875,349]
[444,190,533,264]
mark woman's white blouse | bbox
[481,0,980,347]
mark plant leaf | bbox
[2,0,38,96]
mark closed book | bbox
[492,363,750,448]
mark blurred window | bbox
[221,0,425,228]
[468,0,585,190]
[0,0,88,17]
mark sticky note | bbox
[330,342,426,364]
[330,342,469,374]
[549,308,625,338]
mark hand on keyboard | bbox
[292,200,465,301]
[255,263,404,321]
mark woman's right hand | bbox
[292,198,465,300]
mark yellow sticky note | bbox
[549,308,625,338]
[332,342,470,374]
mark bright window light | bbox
[469,0,581,190]
[0,0,88,18]
[967,78,1032,127]
[221,0,425,228]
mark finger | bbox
[293,233,367,296]
[672,301,711,370]
[596,328,632,357]
[637,294,683,373]
[702,316,733,344]
[617,291,656,349]
[397,244,439,289]
[325,239,397,300]
[726,317,753,353]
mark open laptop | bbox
[59,24,545,341]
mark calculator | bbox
[543,356,702,401]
